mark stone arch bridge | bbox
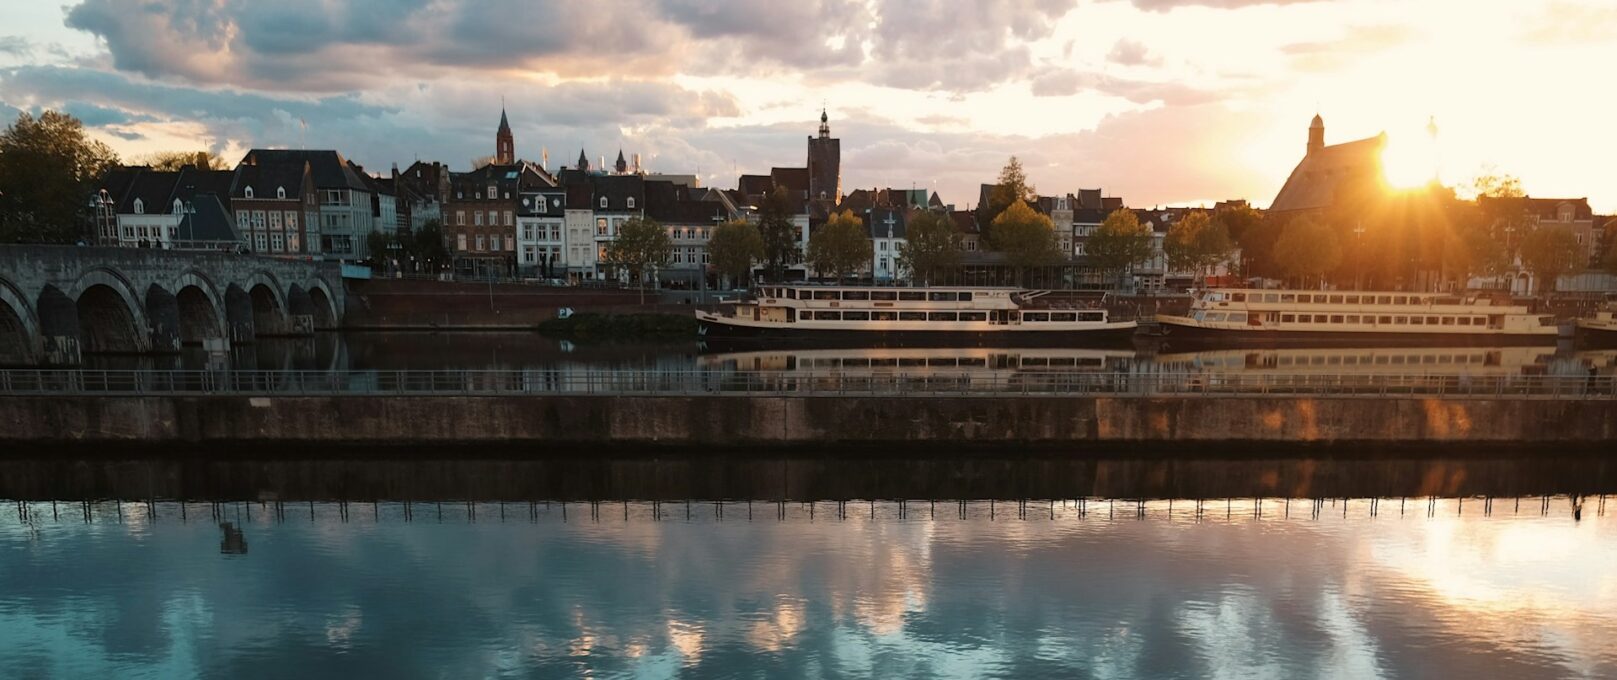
[1,246,344,366]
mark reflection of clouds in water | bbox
[2,506,1616,677]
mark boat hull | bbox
[1155,318,1558,348]
[697,318,1138,349]
[1576,322,1617,347]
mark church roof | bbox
[498,109,511,134]
[1268,134,1386,213]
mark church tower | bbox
[496,108,514,165]
[1307,113,1324,155]
[807,108,841,203]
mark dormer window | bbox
[173,199,183,214]
[536,197,546,211]
[133,198,144,214]
[244,186,254,199]
[276,186,286,199]
[626,197,635,209]
[600,196,608,209]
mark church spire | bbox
[818,108,830,139]
[495,105,514,165]
[615,148,628,174]
[576,148,591,173]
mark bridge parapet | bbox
[0,245,344,366]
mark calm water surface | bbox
[2,458,1615,679]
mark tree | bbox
[1163,210,1233,285]
[410,220,450,273]
[1087,208,1154,291]
[1272,217,1342,288]
[897,211,961,285]
[138,150,231,171]
[603,217,673,303]
[707,219,765,288]
[1467,171,1525,200]
[983,156,1036,236]
[758,186,800,282]
[1605,231,1617,273]
[1518,226,1581,296]
[990,201,1061,285]
[365,230,391,272]
[805,210,871,283]
[0,110,120,243]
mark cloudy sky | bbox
[1,0,1614,211]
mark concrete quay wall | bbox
[2,395,1614,450]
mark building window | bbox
[236,211,248,226]
[536,197,546,211]
[252,211,267,230]
[505,235,514,251]
[523,225,536,241]
[286,212,298,230]
[488,184,497,199]
[627,197,636,209]
[269,211,283,231]
[254,233,268,251]
[271,232,285,252]
[504,210,513,226]
[456,211,465,226]
[244,187,254,199]
[474,211,483,226]
[549,225,560,241]
[133,199,144,214]
[600,196,608,209]
[597,218,608,236]
[456,234,467,251]
[488,210,498,227]
[276,186,286,199]
[288,231,300,252]
[476,235,486,251]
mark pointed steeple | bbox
[498,108,511,135]
[576,148,591,173]
[818,108,830,139]
[495,105,514,165]
[614,148,628,174]
[1307,113,1324,155]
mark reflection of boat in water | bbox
[1149,346,1560,376]
[698,347,1136,374]
[696,286,1136,348]
[1156,288,1558,346]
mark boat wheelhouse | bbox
[1155,288,1557,345]
[1575,295,1617,346]
[695,286,1136,344]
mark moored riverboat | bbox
[695,286,1136,347]
[1575,296,1617,346]
[1154,288,1557,346]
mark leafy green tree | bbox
[0,110,120,243]
[410,220,450,273]
[707,219,765,288]
[984,156,1036,231]
[138,150,232,171]
[604,216,673,302]
[990,201,1061,286]
[806,210,871,283]
[896,211,962,285]
[1163,210,1232,285]
[1273,216,1342,288]
[1087,208,1154,291]
[1518,225,1581,295]
[758,186,800,282]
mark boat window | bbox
[899,291,926,301]
[929,292,955,301]
[1426,316,1440,325]
[1228,313,1247,323]
[1207,312,1227,322]
[812,311,840,320]
[899,311,926,321]
[1051,313,1077,322]
[812,290,839,300]
[871,291,897,301]
[1393,296,1408,305]
[1281,314,1295,323]
[1231,293,1246,302]
[1457,317,1471,326]
[958,292,974,302]
[1192,311,1205,321]
[960,312,987,322]
[870,358,897,367]
[1025,312,1049,322]
[785,288,797,299]
[843,311,870,321]
[1475,317,1487,325]
[1329,295,1344,304]
[1080,312,1104,322]
[843,290,870,300]
[1410,316,1424,325]
[1395,316,1408,324]
[959,357,987,367]
[1264,294,1280,303]
[1377,296,1392,305]
[1377,316,1391,324]
[1330,315,1344,323]
[899,357,926,367]
[1281,294,1296,303]
[872,311,896,321]
[1345,315,1360,324]
[929,312,958,321]
[1540,316,1556,326]
[1345,296,1360,304]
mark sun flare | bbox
[1380,124,1441,189]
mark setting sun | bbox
[1380,121,1442,189]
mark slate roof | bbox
[1478,196,1595,221]
[864,207,907,239]
[117,169,183,214]
[1268,134,1386,213]
[174,193,242,244]
[232,160,309,200]
[951,210,979,235]
[241,149,371,192]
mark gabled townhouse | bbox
[240,149,374,259]
[230,158,319,255]
[517,171,567,279]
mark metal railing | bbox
[1,369,1613,399]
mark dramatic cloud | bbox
[0,35,30,57]
[1106,39,1158,67]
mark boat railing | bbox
[1,369,1611,399]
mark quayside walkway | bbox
[3,368,1615,399]
[3,369,1615,450]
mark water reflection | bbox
[2,493,1614,678]
[81,331,1617,380]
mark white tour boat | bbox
[695,286,1136,345]
[1575,296,1617,345]
[1155,288,1558,345]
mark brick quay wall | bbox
[3,395,1613,453]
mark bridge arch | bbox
[304,277,339,329]
[143,284,182,353]
[66,268,150,354]
[0,277,40,365]
[172,270,226,344]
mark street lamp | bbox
[1353,221,1367,290]
[177,200,197,249]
